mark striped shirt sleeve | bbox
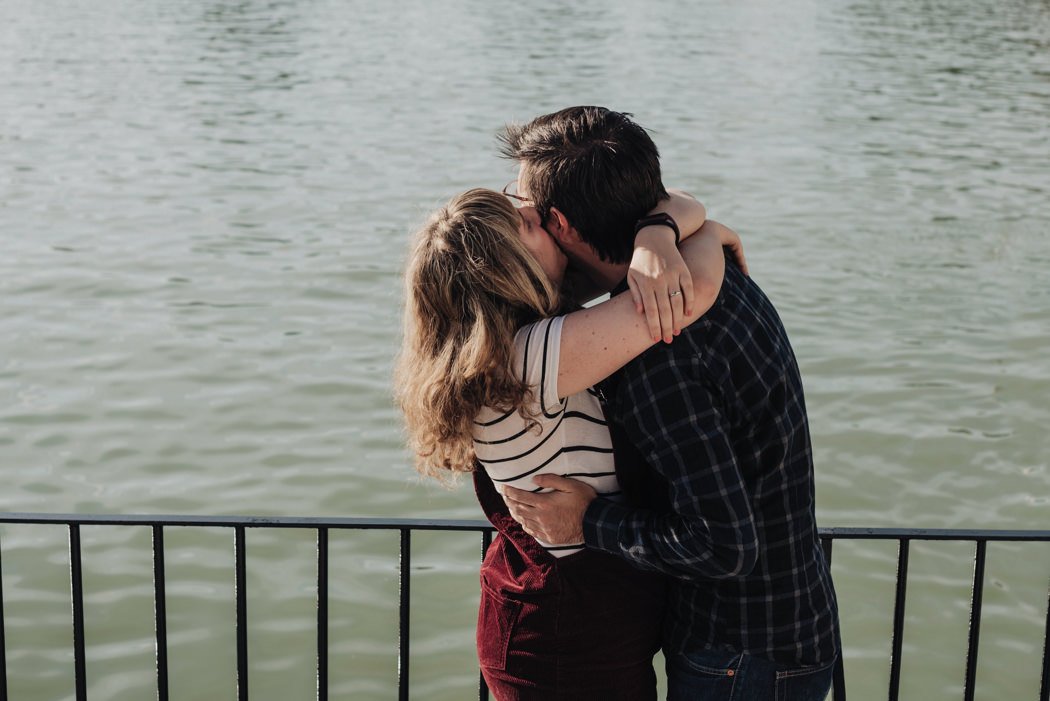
[512,316,565,415]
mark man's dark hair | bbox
[499,106,668,265]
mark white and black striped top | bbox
[472,316,622,557]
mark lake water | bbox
[1,0,1048,698]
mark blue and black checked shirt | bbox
[582,254,840,667]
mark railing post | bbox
[69,524,87,701]
[963,540,987,701]
[888,539,910,701]
[152,525,169,701]
[0,530,8,700]
[820,536,847,701]
[317,527,329,701]
[234,526,248,701]
[1040,577,1050,701]
[479,529,492,701]
[398,529,411,701]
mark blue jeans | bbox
[666,647,836,701]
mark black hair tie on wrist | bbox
[634,212,681,245]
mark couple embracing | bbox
[396,106,840,700]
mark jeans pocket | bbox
[774,658,836,701]
[476,585,521,671]
[667,648,742,701]
[675,647,742,677]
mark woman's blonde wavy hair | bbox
[395,188,562,481]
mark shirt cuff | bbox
[582,498,635,555]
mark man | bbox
[500,106,840,700]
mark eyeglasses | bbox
[501,180,532,206]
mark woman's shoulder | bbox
[512,315,565,349]
[511,315,565,374]
[507,315,567,419]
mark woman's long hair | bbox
[395,189,562,480]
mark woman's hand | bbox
[627,190,707,343]
[719,224,749,276]
[555,218,731,399]
[628,227,693,343]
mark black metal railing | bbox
[0,513,1048,701]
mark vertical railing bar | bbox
[887,539,910,701]
[0,529,8,700]
[69,524,87,701]
[317,527,329,701]
[234,526,248,701]
[479,529,492,701]
[963,540,987,701]
[152,525,169,701]
[398,529,411,701]
[821,536,847,701]
[1039,577,1050,701]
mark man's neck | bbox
[580,258,630,294]
[553,226,630,293]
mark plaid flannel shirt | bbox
[582,256,840,666]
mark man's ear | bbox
[545,207,582,247]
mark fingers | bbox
[506,503,541,538]
[504,476,594,545]
[670,281,685,334]
[718,225,749,276]
[641,286,662,342]
[680,271,695,317]
[626,276,644,314]
[655,287,674,343]
[730,242,749,276]
[532,473,575,491]
[502,484,540,508]
[637,280,687,344]
[503,491,536,532]
[630,271,666,341]
[503,486,548,540]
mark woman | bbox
[395,187,744,699]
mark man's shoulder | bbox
[682,258,785,345]
[617,260,788,385]
[706,256,756,314]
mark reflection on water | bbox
[1,0,1048,698]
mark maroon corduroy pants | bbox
[474,470,665,701]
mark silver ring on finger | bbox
[669,290,682,297]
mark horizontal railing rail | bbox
[0,513,1047,701]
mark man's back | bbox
[591,255,839,666]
